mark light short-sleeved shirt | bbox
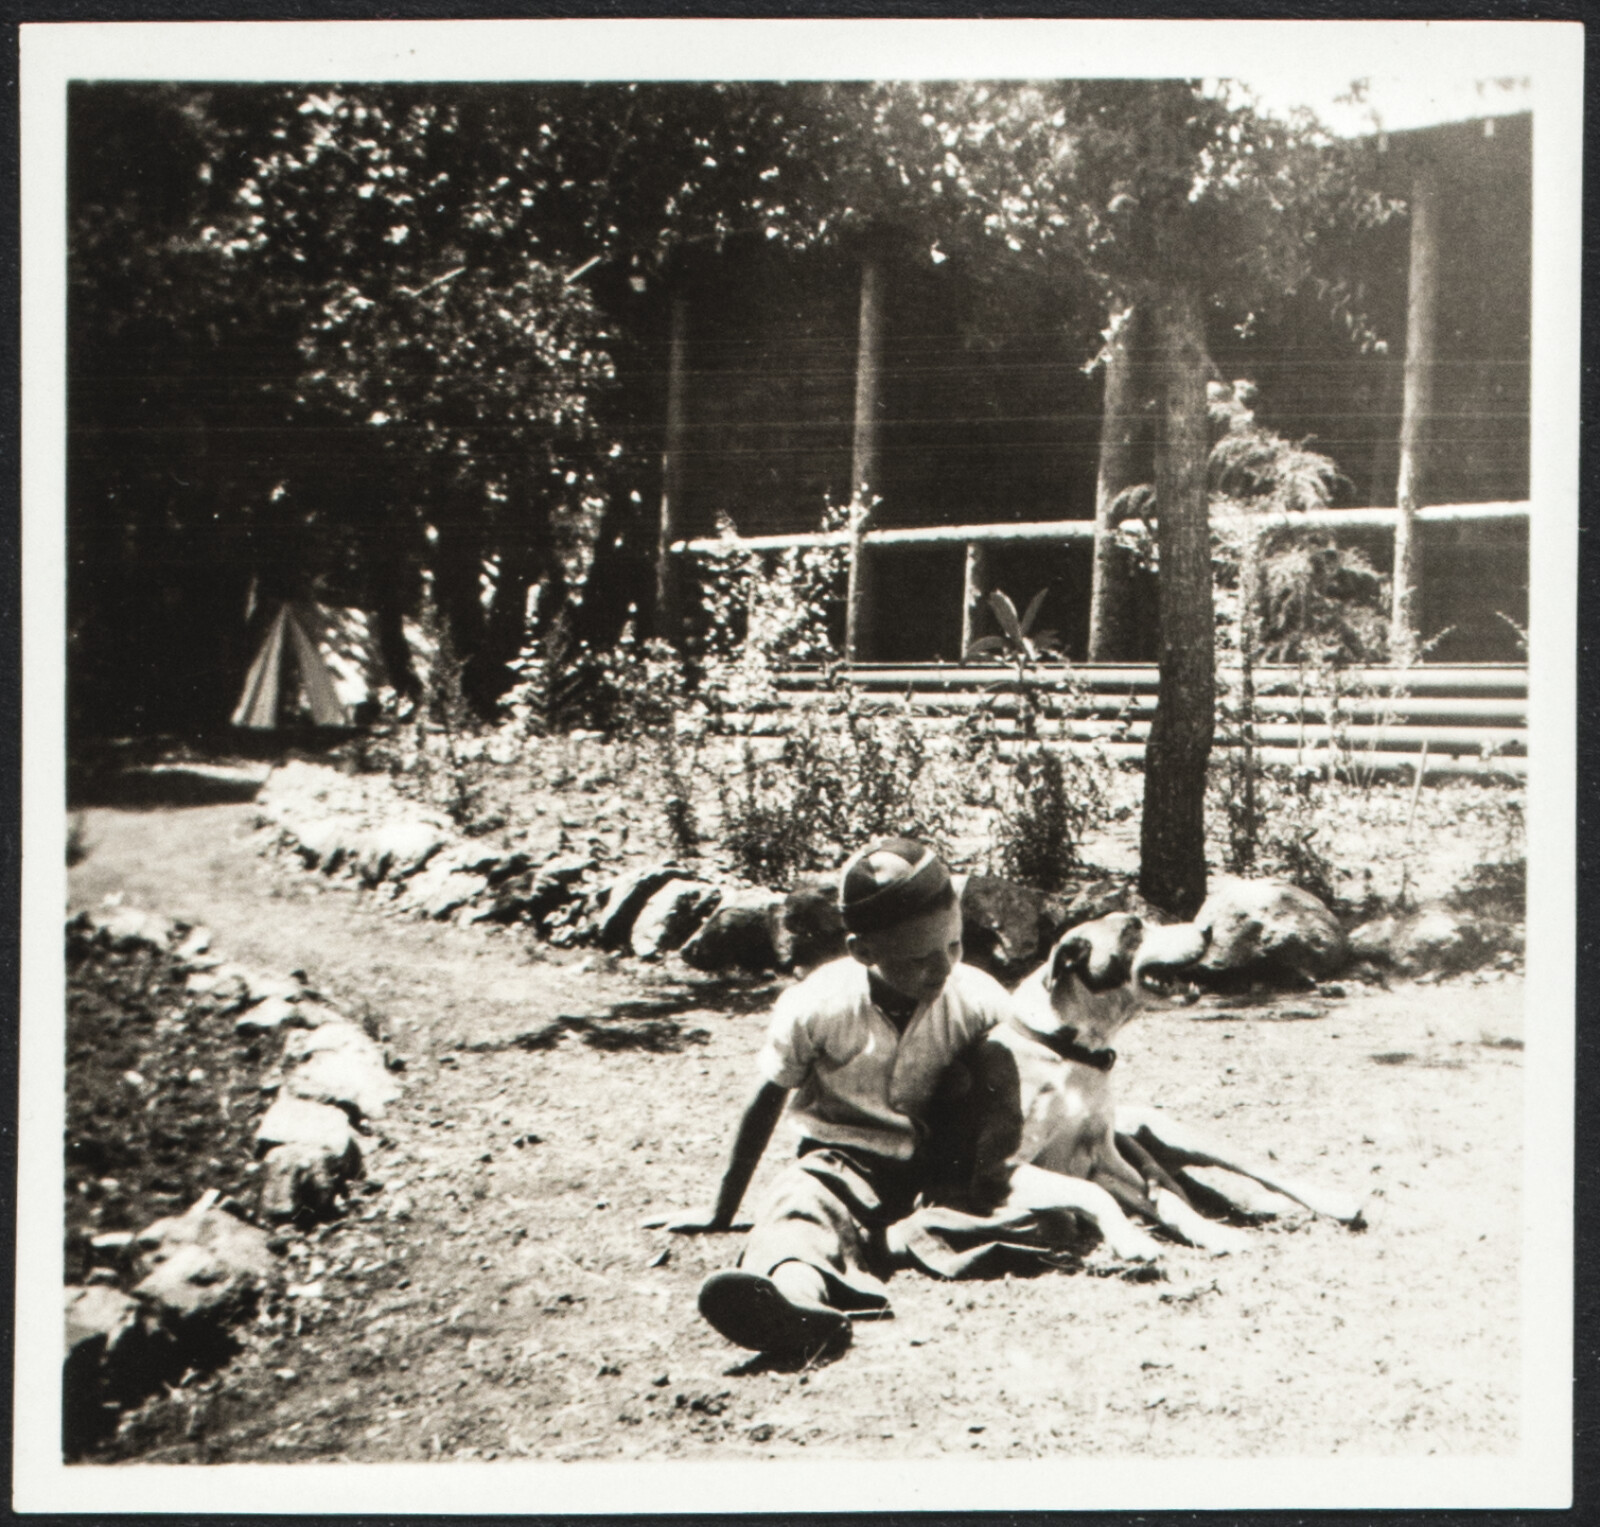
[756,958,1012,1161]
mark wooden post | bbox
[1089,304,1139,661]
[1392,166,1438,664]
[960,540,989,656]
[1234,515,1262,869]
[655,295,689,640]
[845,257,883,662]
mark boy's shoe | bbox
[698,1270,851,1355]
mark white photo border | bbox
[17,16,1583,1513]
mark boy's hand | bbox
[639,1212,749,1234]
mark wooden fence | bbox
[673,500,1529,662]
[759,661,1528,781]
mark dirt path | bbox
[68,803,1524,1462]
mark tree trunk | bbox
[430,510,489,711]
[1088,304,1140,661]
[347,462,419,699]
[655,294,689,642]
[1391,165,1438,665]
[1139,286,1214,918]
[368,524,419,702]
[374,596,419,701]
[477,529,537,704]
[845,256,883,662]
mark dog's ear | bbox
[1048,935,1092,991]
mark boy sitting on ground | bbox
[671,836,1012,1357]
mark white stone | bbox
[96,907,175,951]
[175,926,212,962]
[399,863,490,919]
[281,1021,382,1065]
[291,817,350,871]
[256,1095,361,1171]
[282,998,343,1029]
[259,1142,350,1221]
[286,1047,400,1122]
[131,1195,277,1324]
[65,1284,141,1358]
[1394,906,1482,975]
[242,970,303,1004]
[355,820,447,885]
[598,865,685,948]
[234,995,304,1035]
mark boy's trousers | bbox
[739,1142,920,1312]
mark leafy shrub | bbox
[960,584,1113,890]
[690,503,968,882]
[836,703,941,845]
[996,746,1106,893]
[1201,380,1396,877]
[502,606,603,737]
[1209,761,1338,905]
[1215,746,1264,875]
[1257,772,1340,907]
[1255,532,1388,666]
[386,588,497,831]
[584,620,703,857]
[964,588,1064,744]
[691,503,849,728]
[716,695,960,887]
[719,739,831,886]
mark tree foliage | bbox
[929,79,1390,915]
[69,76,1386,782]
[70,83,794,724]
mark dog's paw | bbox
[1190,1222,1251,1256]
[1106,1229,1163,1263]
[1331,1199,1369,1231]
[1298,1194,1368,1227]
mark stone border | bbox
[254,759,1522,988]
[64,905,405,1453]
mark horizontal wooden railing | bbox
[747,661,1529,781]
[672,501,1529,667]
[672,501,1529,556]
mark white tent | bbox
[231,601,351,729]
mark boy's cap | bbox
[838,837,953,935]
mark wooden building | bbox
[639,113,1531,666]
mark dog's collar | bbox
[1009,1014,1117,1071]
[1051,1037,1117,1071]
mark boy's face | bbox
[847,899,963,1004]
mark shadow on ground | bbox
[68,728,359,810]
[70,766,270,810]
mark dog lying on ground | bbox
[955,912,1366,1258]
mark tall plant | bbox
[963,587,1104,893]
[963,588,1064,744]
[1203,382,1388,871]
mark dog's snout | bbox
[1133,920,1209,987]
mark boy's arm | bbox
[669,1078,789,1234]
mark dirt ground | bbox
[65,799,1523,1463]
